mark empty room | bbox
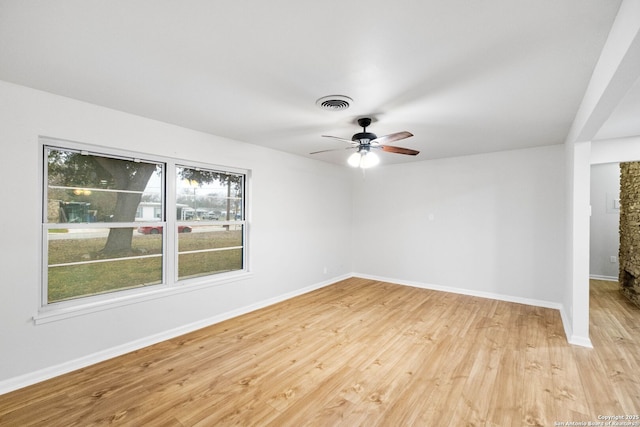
[1,1,639,425]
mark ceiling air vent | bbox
[316,95,352,111]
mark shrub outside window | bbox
[42,140,247,307]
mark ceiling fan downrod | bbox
[353,118,376,143]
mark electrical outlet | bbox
[610,256,617,263]
[323,266,328,274]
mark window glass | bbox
[47,228,163,303]
[176,166,244,222]
[177,224,244,280]
[46,147,162,224]
[176,166,245,280]
[45,146,164,303]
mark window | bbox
[176,166,245,281]
[42,139,247,308]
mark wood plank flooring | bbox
[1,278,639,426]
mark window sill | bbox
[33,271,253,325]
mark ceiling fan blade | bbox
[370,131,413,145]
[310,147,357,155]
[379,145,420,156]
[321,135,358,145]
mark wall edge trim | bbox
[352,273,592,347]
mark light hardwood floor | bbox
[1,278,639,426]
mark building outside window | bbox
[42,139,247,308]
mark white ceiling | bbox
[0,0,634,167]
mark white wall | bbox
[592,136,640,164]
[0,80,353,389]
[351,145,566,305]
[589,163,620,280]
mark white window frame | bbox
[37,137,250,324]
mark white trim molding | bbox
[352,273,593,348]
[353,273,564,310]
[589,274,618,282]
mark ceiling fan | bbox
[311,118,419,168]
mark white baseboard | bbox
[568,334,594,348]
[557,306,592,348]
[352,273,563,310]
[352,273,596,348]
[0,274,350,396]
[589,274,618,282]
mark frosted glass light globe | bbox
[347,150,380,168]
[347,151,362,167]
[361,151,379,168]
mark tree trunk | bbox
[95,158,157,255]
[102,192,144,254]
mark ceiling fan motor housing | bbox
[352,132,377,143]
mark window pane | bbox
[177,224,243,280]
[47,228,163,303]
[176,166,244,222]
[46,147,162,224]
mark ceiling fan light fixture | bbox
[347,151,362,167]
[313,117,416,166]
[361,151,380,168]
[348,150,379,168]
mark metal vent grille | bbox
[316,95,352,111]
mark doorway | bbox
[589,163,620,283]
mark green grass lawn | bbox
[47,229,243,303]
